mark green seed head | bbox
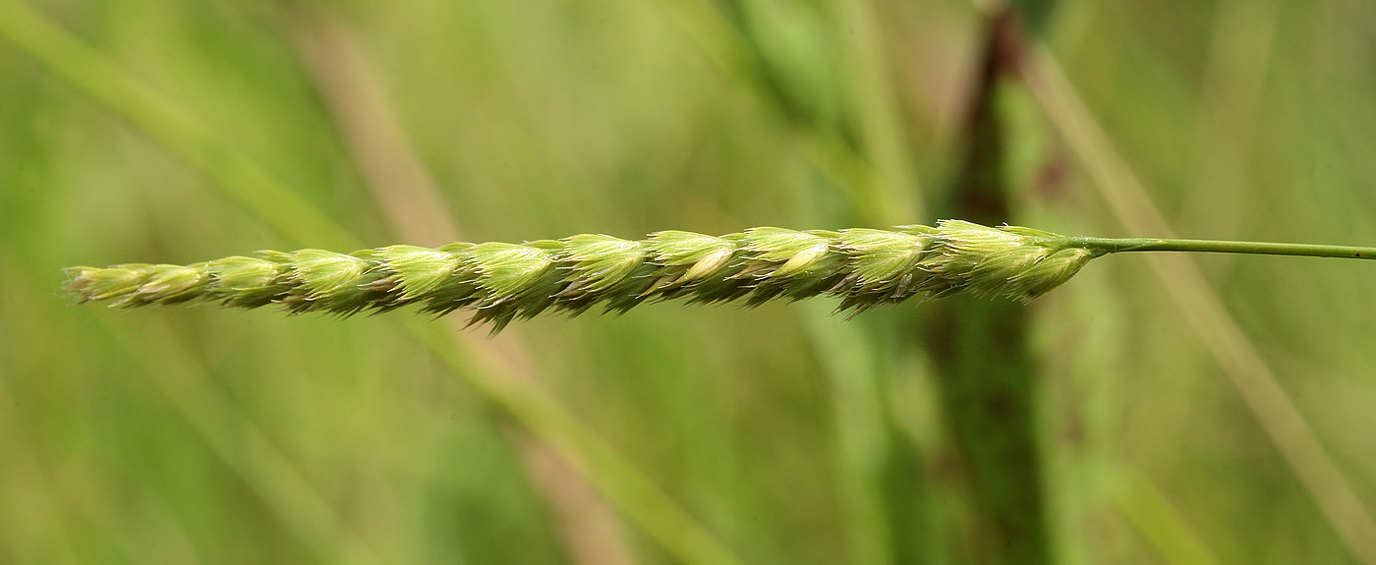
[65,265,148,303]
[379,245,463,301]
[923,220,1090,302]
[64,221,1100,331]
[205,256,288,308]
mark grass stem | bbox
[1071,237,1376,260]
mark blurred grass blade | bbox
[1177,0,1281,237]
[802,304,895,565]
[290,15,639,564]
[833,0,923,223]
[1020,40,1376,565]
[0,383,82,563]
[927,16,1049,560]
[0,0,355,250]
[289,13,461,248]
[98,318,381,565]
[407,320,746,565]
[0,3,741,564]
[647,0,918,223]
[1112,469,1220,565]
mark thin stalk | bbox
[1070,237,1376,260]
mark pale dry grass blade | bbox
[289,13,461,249]
[290,15,640,565]
[1175,0,1282,239]
[1020,42,1376,565]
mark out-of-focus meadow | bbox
[3,0,1376,563]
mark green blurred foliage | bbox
[2,0,1376,564]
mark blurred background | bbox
[3,0,1376,563]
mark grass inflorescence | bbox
[64,220,1099,331]
[67,219,1376,332]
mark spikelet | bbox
[64,220,1100,332]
